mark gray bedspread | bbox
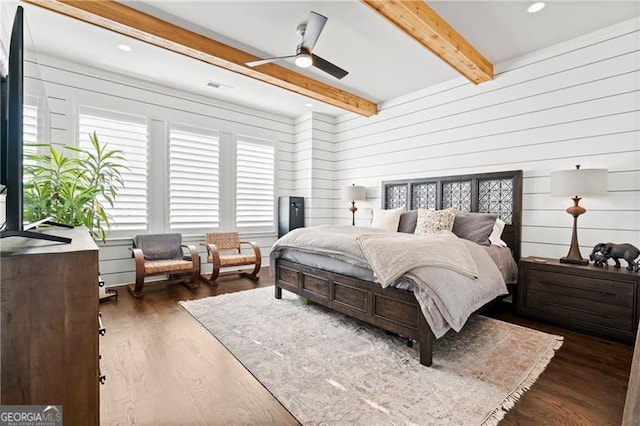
[270,225,508,339]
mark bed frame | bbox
[275,170,523,366]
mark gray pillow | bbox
[398,210,418,233]
[452,213,497,245]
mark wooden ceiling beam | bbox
[361,0,493,84]
[23,0,378,117]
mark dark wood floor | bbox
[100,269,633,425]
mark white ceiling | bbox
[16,0,640,118]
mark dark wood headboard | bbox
[382,170,523,261]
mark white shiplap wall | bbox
[331,18,640,260]
[292,112,337,226]
[24,53,296,286]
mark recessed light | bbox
[117,44,132,52]
[305,103,313,108]
[527,2,545,13]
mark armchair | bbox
[201,232,261,284]
[129,233,199,298]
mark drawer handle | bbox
[99,355,106,385]
[542,300,616,319]
[98,313,106,336]
[540,280,618,296]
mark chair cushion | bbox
[209,253,257,267]
[144,259,193,274]
[133,233,183,260]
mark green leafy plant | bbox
[24,132,128,241]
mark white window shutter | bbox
[78,107,148,231]
[169,125,220,229]
[236,136,275,229]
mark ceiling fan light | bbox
[295,53,313,68]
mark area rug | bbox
[180,287,563,425]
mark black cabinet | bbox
[278,196,304,238]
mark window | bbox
[78,107,148,231]
[22,103,37,167]
[169,125,220,229]
[236,136,275,229]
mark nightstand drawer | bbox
[527,269,634,308]
[526,289,634,332]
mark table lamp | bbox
[550,165,607,265]
[343,184,366,226]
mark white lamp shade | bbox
[550,168,608,197]
[343,185,366,201]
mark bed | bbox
[272,170,523,366]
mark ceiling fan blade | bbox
[301,11,327,52]
[311,54,348,80]
[246,55,296,67]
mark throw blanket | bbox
[271,225,507,338]
[357,231,479,287]
[133,233,183,260]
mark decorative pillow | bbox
[489,218,508,247]
[371,208,404,231]
[414,208,457,235]
[452,212,497,246]
[398,210,418,233]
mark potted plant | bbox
[24,132,128,242]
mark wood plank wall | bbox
[332,18,640,260]
[22,53,296,286]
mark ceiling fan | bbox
[245,11,348,80]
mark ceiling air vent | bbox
[206,81,234,91]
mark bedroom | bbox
[0,0,639,424]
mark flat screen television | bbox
[1,6,71,243]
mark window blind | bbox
[236,136,275,229]
[78,107,148,231]
[169,125,220,229]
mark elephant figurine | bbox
[590,243,640,272]
[589,253,608,267]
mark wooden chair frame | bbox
[128,244,200,298]
[201,235,261,284]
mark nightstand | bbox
[517,257,640,342]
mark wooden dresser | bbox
[517,257,640,342]
[1,227,100,425]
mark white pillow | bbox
[371,208,404,231]
[489,218,508,247]
[414,208,457,235]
